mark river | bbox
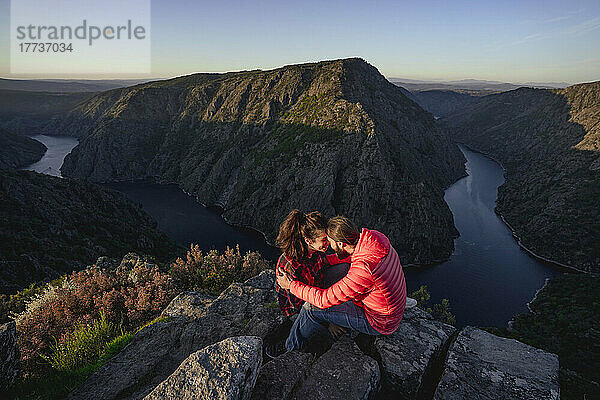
[103,181,280,260]
[21,134,79,177]
[23,137,562,328]
[403,145,561,327]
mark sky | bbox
[0,0,599,84]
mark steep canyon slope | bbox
[57,58,465,265]
[0,128,46,170]
[0,169,178,293]
[441,82,600,272]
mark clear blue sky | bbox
[1,0,599,83]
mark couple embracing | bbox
[267,209,416,358]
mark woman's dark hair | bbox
[327,216,360,245]
[276,209,327,262]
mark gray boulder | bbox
[161,291,216,319]
[433,326,560,400]
[251,351,313,400]
[0,321,20,390]
[70,270,285,400]
[145,336,262,400]
[291,337,380,400]
[375,306,456,399]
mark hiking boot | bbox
[265,339,288,359]
[406,297,418,309]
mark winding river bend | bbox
[21,134,79,177]
[403,145,561,328]
[24,137,562,328]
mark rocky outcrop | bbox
[291,337,380,400]
[248,306,559,400]
[375,306,456,399]
[161,291,216,319]
[251,338,380,400]
[0,169,179,295]
[433,326,560,400]
[68,271,560,400]
[145,336,262,400]
[69,270,285,400]
[0,127,46,170]
[251,350,313,400]
[441,82,600,272]
[0,321,19,390]
[57,58,465,266]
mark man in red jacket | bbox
[270,216,413,356]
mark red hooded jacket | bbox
[289,228,407,334]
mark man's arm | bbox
[289,263,372,309]
[325,253,351,265]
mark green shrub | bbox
[410,285,430,305]
[10,317,135,400]
[0,284,42,324]
[8,246,269,399]
[170,244,271,294]
[0,277,66,324]
[251,123,344,163]
[409,285,456,325]
[44,311,118,372]
[135,315,171,334]
[16,257,174,369]
[99,331,134,363]
[430,299,456,326]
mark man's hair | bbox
[276,209,327,261]
[327,216,360,246]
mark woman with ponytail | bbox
[273,209,350,319]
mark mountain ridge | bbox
[440,82,600,272]
[0,128,46,170]
[54,58,466,266]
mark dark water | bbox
[24,137,562,328]
[103,182,280,260]
[104,146,562,328]
[21,135,79,177]
[403,145,561,328]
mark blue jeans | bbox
[285,263,380,351]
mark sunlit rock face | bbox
[58,58,466,266]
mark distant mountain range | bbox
[2,77,570,94]
[50,58,466,266]
[391,79,572,120]
[0,76,571,135]
[0,78,152,93]
[0,89,94,135]
[390,78,571,93]
[398,89,479,119]
[0,78,156,135]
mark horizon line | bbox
[0,74,586,87]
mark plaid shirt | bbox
[275,252,328,317]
